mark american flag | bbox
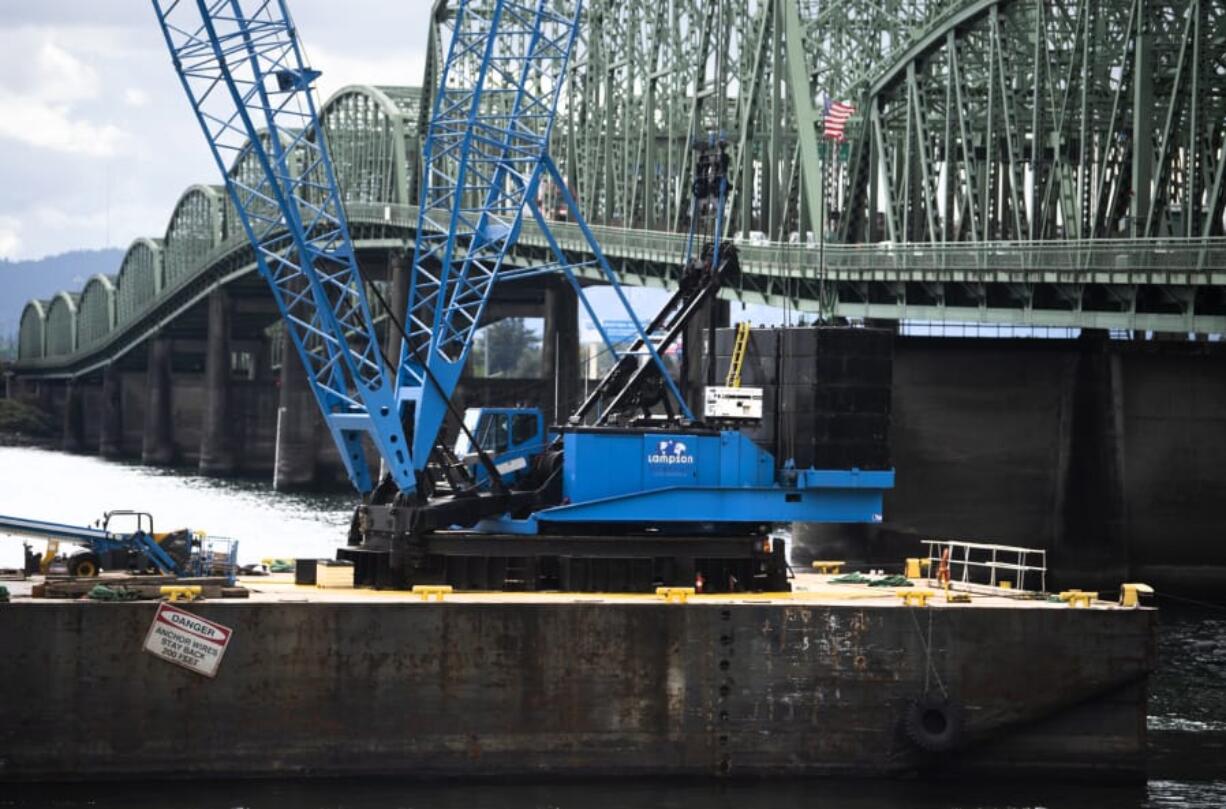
[823,97,855,141]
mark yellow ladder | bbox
[725,322,752,387]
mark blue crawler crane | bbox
[154,0,893,591]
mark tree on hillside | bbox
[473,318,541,377]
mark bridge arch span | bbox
[45,292,80,357]
[319,84,421,207]
[838,0,1226,244]
[223,129,299,242]
[115,238,164,327]
[18,299,49,360]
[164,184,224,291]
[77,274,117,349]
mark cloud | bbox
[123,88,150,108]
[305,46,426,101]
[0,216,19,258]
[0,33,124,156]
[35,40,101,102]
[0,3,433,261]
[0,95,123,156]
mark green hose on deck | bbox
[829,572,914,587]
[830,572,871,584]
[86,584,141,602]
[868,575,913,588]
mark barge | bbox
[0,570,1154,781]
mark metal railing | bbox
[17,199,1226,371]
[922,539,1048,595]
[900,321,1083,339]
[346,202,1226,278]
[191,534,239,585]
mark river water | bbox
[0,445,1223,809]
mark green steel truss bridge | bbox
[16,0,1226,372]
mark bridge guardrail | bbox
[343,202,1226,279]
[17,202,1226,372]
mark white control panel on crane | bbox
[704,386,765,420]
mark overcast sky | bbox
[0,1,431,261]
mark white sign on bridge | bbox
[142,603,233,678]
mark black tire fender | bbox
[903,694,965,753]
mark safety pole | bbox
[818,140,827,319]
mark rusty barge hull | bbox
[0,587,1154,782]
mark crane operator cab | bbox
[454,407,548,487]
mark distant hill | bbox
[0,248,125,341]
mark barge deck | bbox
[0,572,1155,782]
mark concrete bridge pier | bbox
[1054,331,1129,586]
[25,378,54,417]
[383,251,410,362]
[141,334,176,466]
[98,364,123,458]
[60,382,85,454]
[200,288,237,476]
[274,349,319,490]
[542,277,579,423]
[9,376,47,413]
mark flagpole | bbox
[818,139,828,320]
[817,97,853,321]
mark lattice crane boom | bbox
[401,0,692,474]
[153,0,414,494]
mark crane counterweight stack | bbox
[156,0,894,592]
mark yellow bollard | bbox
[1120,583,1154,608]
[998,580,1013,590]
[1059,590,1098,608]
[160,585,202,602]
[899,590,934,607]
[412,585,453,602]
[904,558,921,579]
[656,586,695,604]
[810,560,845,575]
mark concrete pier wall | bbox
[60,382,85,453]
[542,276,580,423]
[141,335,176,465]
[1120,349,1226,592]
[797,335,1226,596]
[78,384,102,451]
[0,600,1153,781]
[230,380,279,474]
[199,287,236,475]
[119,371,146,457]
[169,374,205,467]
[274,348,320,490]
[98,364,123,458]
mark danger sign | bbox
[142,603,233,678]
